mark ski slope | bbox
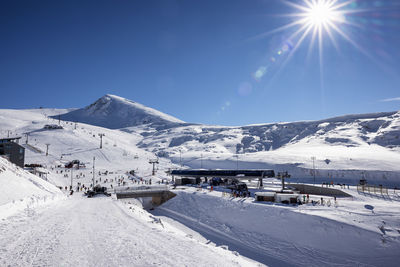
[4,94,398,186]
[0,157,64,220]
[1,97,400,266]
[0,195,257,267]
[0,108,174,188]
[154,187,400,266]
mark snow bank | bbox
[116,198,262,266]
[0,157,64,219]
[156,190,400,266]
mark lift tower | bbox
[149,159,159,176]
[98,133,105,149]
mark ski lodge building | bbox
[0,137,25,168]
[170,169,275,186]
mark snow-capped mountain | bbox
[138,110,400,156]
[3,95,399,185]
[57,94,185,129]
[133,109,400,185]
[1,99,400,266]
[53,94,400,174]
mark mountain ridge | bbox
[50,94,400,161]
[55,94,185,129]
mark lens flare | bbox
[249,0,397,106]
[305,0,343,27]
[284,0,355,54]
[250,0,363,82]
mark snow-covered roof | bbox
[254,192,276,197]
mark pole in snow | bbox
[45,144,50,156]
[70,165,73,189]
[277,171,291,192]
[93,156,95,188]
[311,156,316,185]
[149,159,159,175]
[98,133,105,149]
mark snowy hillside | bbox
[1,100,400,266]
[137,110,400,155]
[57,94,185,129]
[2,95,400,186]
[154,188,400,266]
[0,156,63,219]
[0,108,175,188]
[132,110,400,185]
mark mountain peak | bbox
[57,94,184,129]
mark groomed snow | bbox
[0,195,259,266]
[1,98,400,266]
[154,186,400,266]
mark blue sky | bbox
[1,0,400,125]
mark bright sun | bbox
[298,0,348,31]
[252,0,369,85]
[306,1,336,26]
[281,0,354,54]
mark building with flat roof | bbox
[0,137,25,168]
[170,169,275,179]
[170,169,275,187]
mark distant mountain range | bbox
[56,95,400,159]
[1,94,399,185]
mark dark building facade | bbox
[0,137,25,168]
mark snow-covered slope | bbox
[57,94,185,129]
[154,188,400,266]
[138,110,400,156]
[0,157,63,219]
[1,96,400,185]
[1,108,175,185]
[132,110,400,185]
[1,99,400,265]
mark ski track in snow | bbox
[153,189,400,267]
[1,102,400,266]
[155,206,369,267]
[0,196,254,267]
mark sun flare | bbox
[270,0,358,64]
[286,0,351,47]
[297,0,348,34]
[251,0,369,82]
[306,1,337,26]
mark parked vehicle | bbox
[85,185,110,198]
[227,181,248,192]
